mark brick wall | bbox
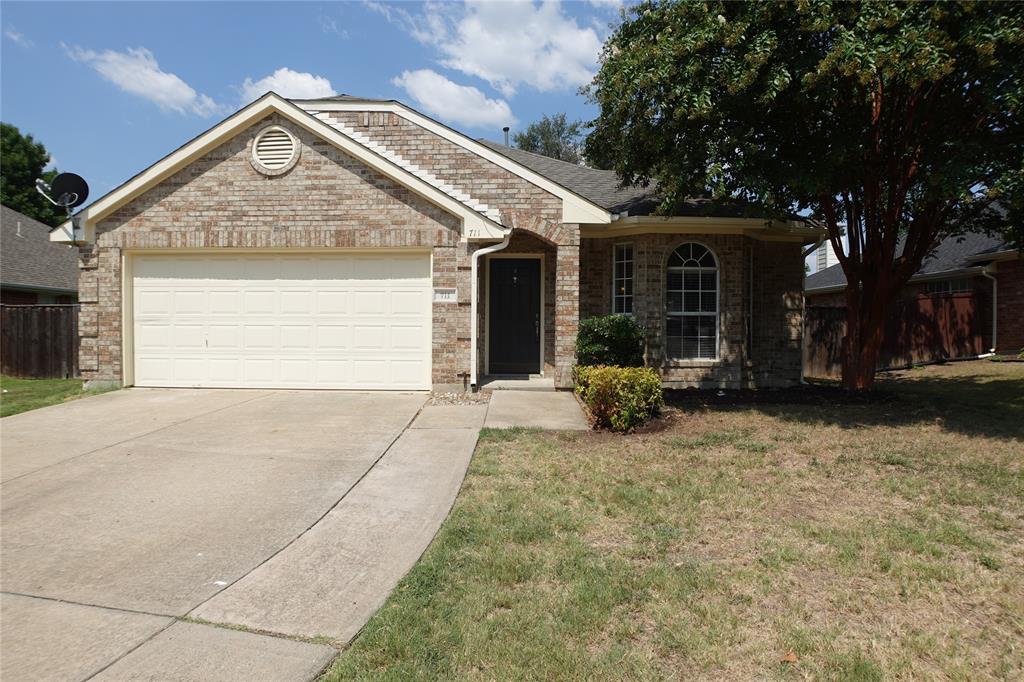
[78,111,585,390]
[579,234,803,388]
[996,257,1023,352]
[81,113,466,386]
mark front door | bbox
[488,258,541,374]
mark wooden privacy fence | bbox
[1,305,79,379]
[804,293,985,378]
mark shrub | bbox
[575,365,663,432]
[575,315,645,367]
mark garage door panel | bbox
[209,291,242,314]
[243,325,278,349]
[391,290,427,315]
[316,325,350,350]
[391,324,426,349]
[173,325,206,350]
[132,253,431,390]
[136,323,171,351]
[280,291,314,315]
[209,358,241,382]
[353,291,386,315]
[316,291,348,314]
[244,291,276,315]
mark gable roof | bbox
[1,205,78,293]
[294,97,612,224]
[50,93,507,244]
[805,231,1011,292]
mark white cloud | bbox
[317,14,349,38]
[369,1,603,97]
[588,0,623,8]
[4,26,33,48]
[392,69,515,129]
[64,45,224,116]
[239,68,336,103]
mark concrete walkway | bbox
[484,390,590,430]
[1,389,483,681]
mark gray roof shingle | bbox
[1,205,79,293]
[477,140,779,218]
[805,231,1010,292]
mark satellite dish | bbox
[49,173,89,209]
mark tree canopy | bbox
[513,113,585,164]
[1,123,64,226]
[586,1,1023,388]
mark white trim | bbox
[612,241,634,315]
[484,253,545,376]
[52,93,507,244]
[581,218,820,242]
[122,252,134,387]
[300,100,612,225]
[470,235,511,387]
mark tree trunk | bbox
[842,286,886,391]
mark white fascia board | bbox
[52,93,506,244]
[300,101,613,225]
[581,215,821,242]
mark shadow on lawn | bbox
[665,372,1024,441]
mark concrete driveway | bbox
[0,389,483,681]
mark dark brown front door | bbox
[488,258,541,374]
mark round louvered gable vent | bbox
[251,126,299,175]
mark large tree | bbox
[586,1,1023,390]
[1,123,64,226]
[513,113,585,164]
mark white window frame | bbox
[665,242,719,361]
[612,242,634,315]
[925,278,971,295]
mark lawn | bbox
[0,375,112,417]
[327,360,1023,681]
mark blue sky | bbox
[1,1,624,196]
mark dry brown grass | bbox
[329,360,1023,681]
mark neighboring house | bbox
[814,240,841,272]
[50,92,817,391]
[805,231,1023,366]
[1,205,78,304]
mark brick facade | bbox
[79,107,807,391]
[579,234,803,388]
[995,257,1023,353]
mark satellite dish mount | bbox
[37,173,90,244]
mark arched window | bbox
[666,243,718,360]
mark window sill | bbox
[663,358,720,368]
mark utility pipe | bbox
[470,230,512,389]
[981,265,997,353]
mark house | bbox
[805,231,1022,369]
[1,205,78,304]
[50,92,817,391]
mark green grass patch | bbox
[327,361,1024,680]
[0,375,114,417]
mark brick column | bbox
[554,224,580,388]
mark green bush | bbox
[575,365,663,432]
[575,315,645,367]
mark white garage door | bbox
[131,253,432,390]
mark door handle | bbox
[535,314,540,339]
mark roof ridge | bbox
[478,139,616,176]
